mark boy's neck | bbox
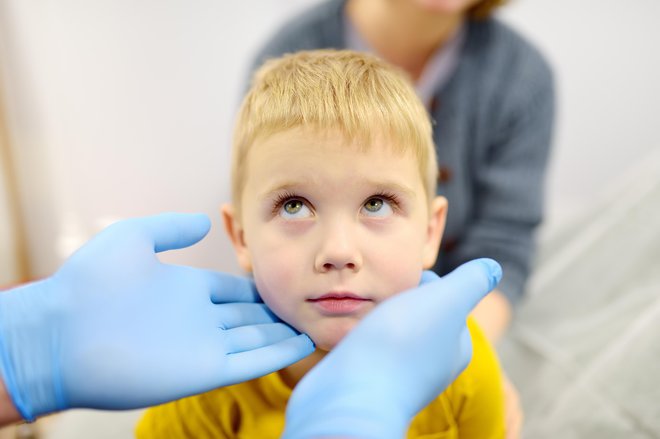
[346,0,465,81]
[278,349,328,389]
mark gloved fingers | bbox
[436,258,502,315]
[215,302,281,329]
[224,334,314,382]
[130,212,211,253]
[223,323,301,354]
[159,266,260,306]
[206,272,260,304]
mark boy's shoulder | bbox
[423,317,506,437]
[455,317,504,397]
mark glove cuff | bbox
[0,279,65,421]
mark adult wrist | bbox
[286,414,408,439]
[0,279,65,421]
[284,390,409,439]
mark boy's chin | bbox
[310,323,356,352]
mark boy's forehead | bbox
[247,131,417,169]
[244,130,424,196]
[247,130,415,181]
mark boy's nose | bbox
[314,222,362,273]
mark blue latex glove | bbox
[0,213,314,421]
[283,259,502,439]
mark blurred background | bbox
[1,0,659,438]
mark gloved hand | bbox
[283,259,502,439]
[0,213,314,421]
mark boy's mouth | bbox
[307,292,372,315]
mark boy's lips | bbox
[307,292,372,315]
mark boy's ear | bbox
[221,203,253,272]
[422,196,448,269]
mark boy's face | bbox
[223,128,446,351]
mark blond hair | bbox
[230,49,437,214]
[469,0,508,19]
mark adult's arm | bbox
[467,63,554,339]
[469,288,510,342]
[456,24,556,313]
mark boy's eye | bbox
[362,197,393,217]
[279,199,312,219]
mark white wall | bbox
[501,0,660,229]
[1,0,659,277]
[0,0,314,277]
[0,139,20,284]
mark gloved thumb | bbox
[132,212,212,253]
[439,258,502,315]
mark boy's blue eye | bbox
[280,199,312,219]
[362,197,393,217]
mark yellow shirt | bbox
[137,318,504,438]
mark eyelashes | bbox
[271,191,306,217]
[269,190,402,218]
[370,190,402,212]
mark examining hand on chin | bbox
[0,213,314,423]
[284,259,503,439]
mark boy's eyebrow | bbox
[363,179,418,199]
[260,179,418,200]
[260,181,309,199]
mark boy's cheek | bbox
[370,244,424,296]
[252,252,301,316]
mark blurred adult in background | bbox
[250,0,555,436]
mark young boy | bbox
[136,50,505,438]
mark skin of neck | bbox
[0,377,21,425]
[279,349,328,389]
[346,0,468,80]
